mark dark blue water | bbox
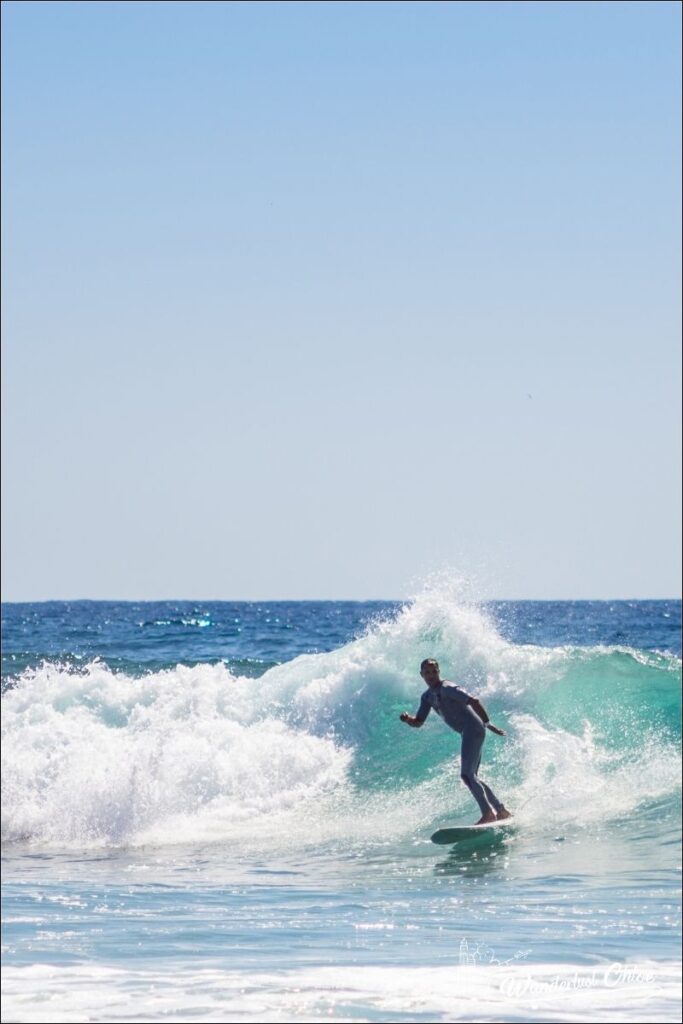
[3,598,679,684]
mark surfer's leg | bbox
[479,779,504,814]
[460,727,495,819]
[475,751,512,818]
[473,750,505,814]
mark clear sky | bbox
[1,0,681,601]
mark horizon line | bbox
[1,596,681,605]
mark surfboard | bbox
[431,819,515,844]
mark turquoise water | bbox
[2,591,681,1022]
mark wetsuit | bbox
[415,681,503,816]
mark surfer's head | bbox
[420,658,441,688]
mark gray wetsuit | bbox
[415,681,503,816]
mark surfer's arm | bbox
[400,692,431,728]
[468,696,489,724]
[467,696,506,736]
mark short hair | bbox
[420,658,439,672]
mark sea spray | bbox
[2,591,680,849]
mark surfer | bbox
[400,658,512,825]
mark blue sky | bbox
[2,1,681,600]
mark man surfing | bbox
[400,658,512,825]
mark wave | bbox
[2,586,680,848]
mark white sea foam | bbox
[1,959,680,1023]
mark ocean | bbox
[1,589,681,1022]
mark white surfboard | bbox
[431,819,515,844]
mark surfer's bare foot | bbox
[496,808,512,820]
[475,812,497,825]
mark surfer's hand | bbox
[400,712,417,727]
[486,723,505,736]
